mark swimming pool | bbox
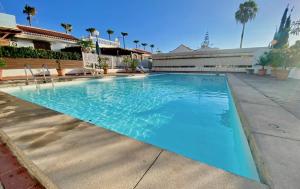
[3,74,259,181]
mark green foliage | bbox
[86,28,96,36]
[273,7,292,48]
[98,56,109,69]
[291,20,300,36]
[235,0,258,24]
[289,41,300,67]
[77,40,93,52]
[263,45,300,69]
[23,4,36,26]
[130,59,139,71]
[0,46,82,60]
[122,56,131,68]
[235,0,258,48]
[0,58,6,68]
[61,23,72,34]
[257,52,270,69]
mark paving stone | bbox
[0,167,39,189]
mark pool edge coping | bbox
[226,73,273,188]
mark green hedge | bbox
[0,46,82,60]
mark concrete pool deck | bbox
[0,73,298,189]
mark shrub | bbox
[0,46,82,60]
[130,59,139,71]
[257,52,270,69]
[0,58,6,68]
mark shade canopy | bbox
[100,47,143,56]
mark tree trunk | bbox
[108,34,111,41]
[240,23,245,48]
[28,15,32,26]
[123,37,125,48]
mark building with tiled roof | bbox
[0,13,78,51]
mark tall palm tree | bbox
[107,29,114,40]
[150,44,155,52]
[23,4,36,26]
[61,23,72,34]
[133,40,139,48]
[235,0,258,48]
[86,28,96,37]
[121,32,128,48]
[141,43,148,50]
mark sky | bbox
[0,0,299,52]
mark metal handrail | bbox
[42,64,55,87]
[24,64,37,86]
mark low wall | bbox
[3,58,83,69]
[1,58,83,78]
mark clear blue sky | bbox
[0,0,299,52]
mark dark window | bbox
[33,40,51,50]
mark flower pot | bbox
[275,69,290,80]
[56,69,65,76]
[103,68,108,74]
[0,69,3,80]
[271,69,277,77]
[258,69,267,76]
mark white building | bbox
[153,47,268,73]
[0,13,78,51]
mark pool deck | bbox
[228,74,300,189]
[0,73,298,189]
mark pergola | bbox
[0,27,22,46]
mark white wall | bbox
[16,39,34,48]
[289,68,300,79]
[152,47,269,72]
[50,41,68,51]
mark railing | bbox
[42,64,55,87]
[24,64,38,88]
[83,37,120,47]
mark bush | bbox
[257,52,271,69]
[130,59,139,71]
[0,58,6,68]
[0,46,82,60]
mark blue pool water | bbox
[5,74,259,181]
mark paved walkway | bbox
[0,139,44,189]
[0,90,267,189]
[228,74,300,189]
[235,74,300,120]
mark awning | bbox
[100,47,144,56]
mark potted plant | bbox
[122,56,131,72]
[256,52,270,76]
[0,58,6,80]
[130,59,139,73]
[56,59,65,76]
[99,57,109,74]
[269,49,291,80]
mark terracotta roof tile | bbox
[16,25,78,42]
[132,48,152,54]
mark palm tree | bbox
[86,28,96,37]
[235,0,258,48]
[141,43,148,50]
[121,32,128,48]
[150,44,155,52]
[107,29,114,40]
[133,40,139,48]
[23,4,36,26]
[61,23,72,34]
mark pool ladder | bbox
[42,64,55,88]
[24,64,39,89]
